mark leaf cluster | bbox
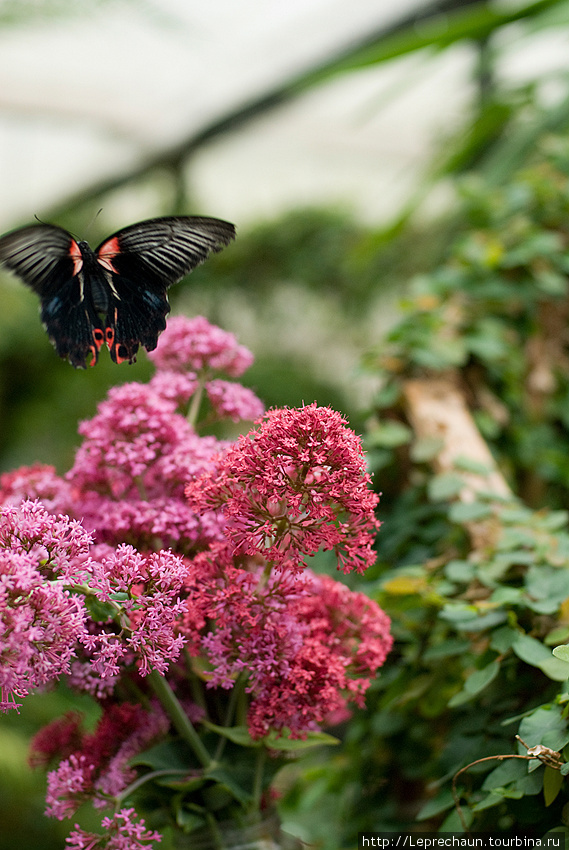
[282,137,569,844]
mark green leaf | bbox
[482,758,529,790]
[422,638,470,661]
[439,603,507,632]
[410,435,444,462]
[367,421,412,448]
[515,634,569,680]
[444,559,475,583]
[544,765,563,806]
[452,455,493,475]
[416,788,455,820]
[490,626,518,654]
[464,660,500,695]
[553,645,569,663]
[448,660,500,706]
[205,767,253,807]
[525,566,569,614]
[202,723,259,748]
[428,472,465,502]
[130,740,194,771]
[519,706,569,752]
[449,501,493,523]
[263,729,340,750]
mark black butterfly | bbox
[0,215,236,368]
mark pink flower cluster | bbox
[186,403,380,574]
[0,315,391,843]
[0,501,90,710]
[181,542,392,738]
[66,808,161,849]
[38,702,169,820]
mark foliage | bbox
[279,136,569,845]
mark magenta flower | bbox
[64,381,226,551]
[147,314,253,376]
[0,462,71,511]
[46,753,95,819]
[180,542,392,738]
[42,703,169,821]
[186,403,380,574]
[206,379,265,422]
[66,809,161,849]
[0,501,90,710]
[82,544,188,678]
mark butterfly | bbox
[0,215,236,368]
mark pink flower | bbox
[180,543,392,738]
[186,404,380,574]
[82,545,189,678]
[65,381,226,552]
[43,703,169,823]
[46,753,95,819]
[147,315,253,376]
[66,808,161,849]
[246,571,392,738]
[206,379,265,422]
[0,501,90,710]
[148,370,199,406]
[0,463,70,512]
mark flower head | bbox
[0,501,90,710]
[65,381,226,551]
[147,315,253,376]
[180,543,392,738]
[186,404,380,574]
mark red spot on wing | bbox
[92,328,105,350]
[97,235,121,274]
[69,240,83,276]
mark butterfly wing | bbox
[0,224,104,368]
[95,216,236,363]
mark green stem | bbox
[148,669,212,768]
[251,747,267,815]
[214,675,245,761]
[187,377,206,428]
[117,767,190,807]
[205,812,225,850]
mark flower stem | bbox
[147,669,211,768]
[251,747,267,814]
[187,376,206,428]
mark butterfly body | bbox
[0,215,235,368]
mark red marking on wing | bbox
[92,328,105,350]
[69,240,83,276]
[97,235,121,274]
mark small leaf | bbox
[263,730,340,750]
[449,501,493,523]
[410,435,444,462]
[544,766,563,807]
[453,455,493,475]
[202,722,258,748]
[382,574,426,595]
[416,789,455,820]
[428,472,465,502]
[367,421,412,448]
[553,645,569,663]
[515,635,569,681]
[464,660,500,695]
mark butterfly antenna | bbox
[84,208,103,240]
